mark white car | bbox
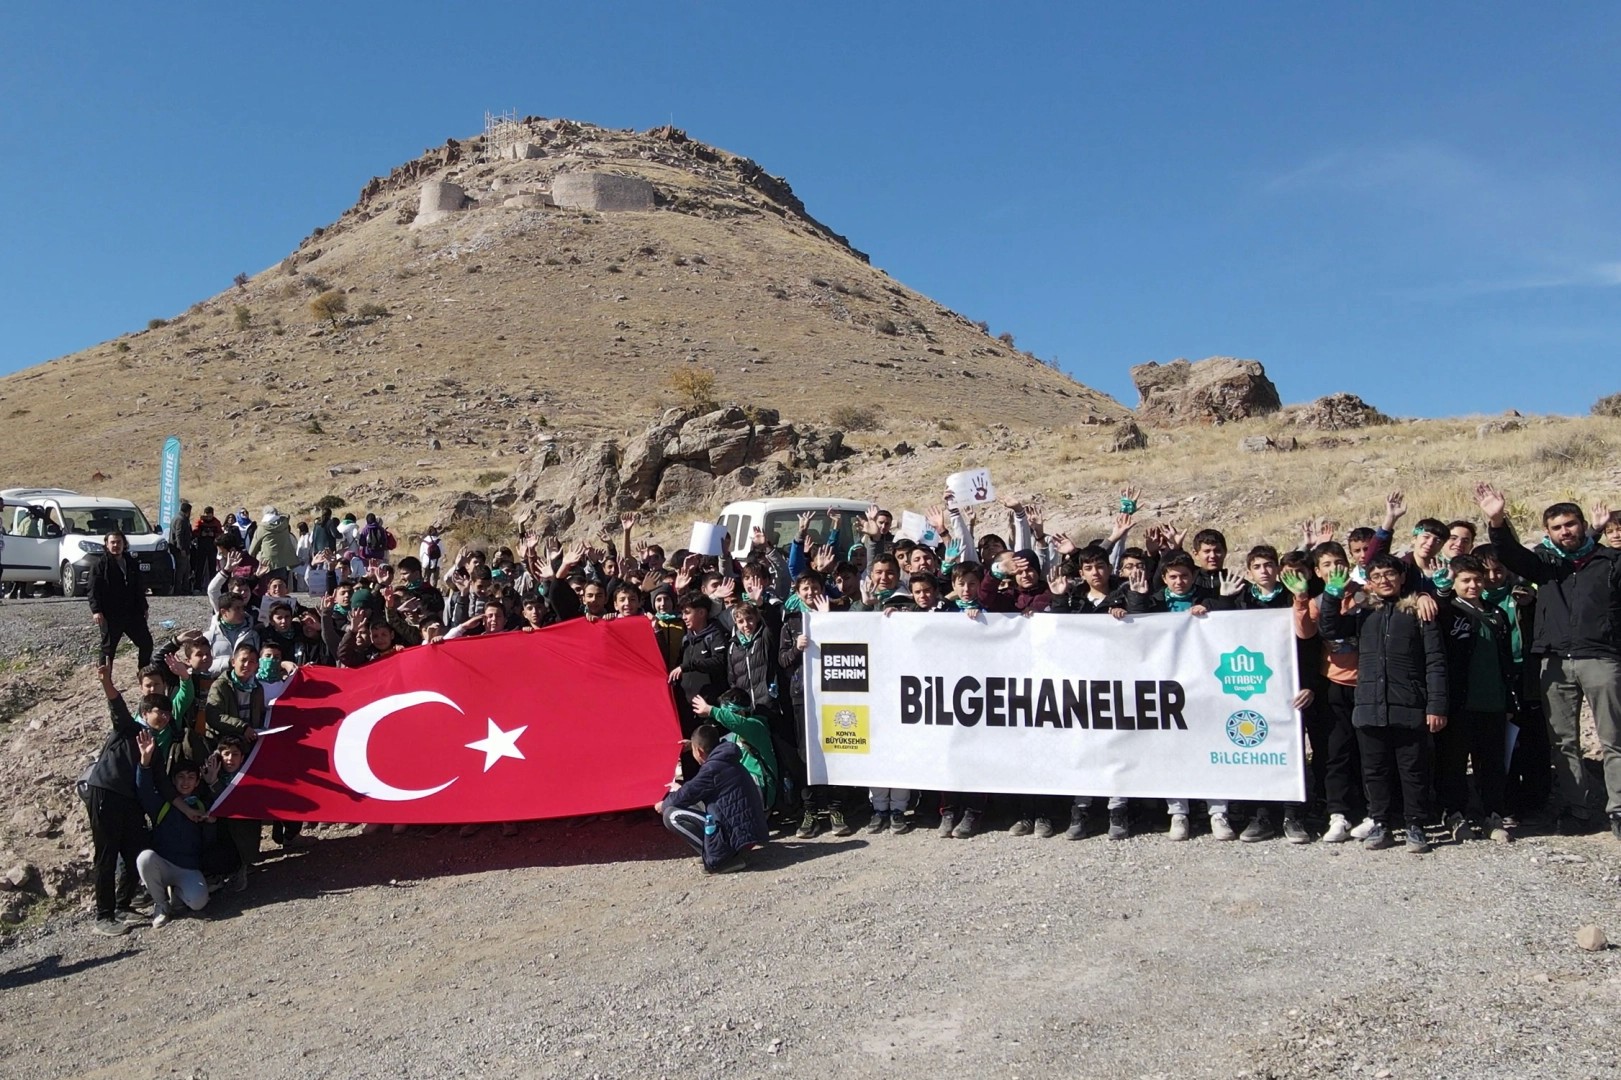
[0,488,177,597]
[715,497,870,560]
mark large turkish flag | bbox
[209,619,683,824]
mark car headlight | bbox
[154,539,168,552]
[77,540,106,554]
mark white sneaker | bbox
[1168,814,1191,841]
[152,912,171,929]
[1323,814,1353,843]
[1210,813,1237,841]
[1349,817,1376,840]
[1486,813,1512,844]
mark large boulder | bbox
[1286,393,1389,431]
[506,405,850,531]
[1130,357,1281,425]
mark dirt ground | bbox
[3,804,1619,1079]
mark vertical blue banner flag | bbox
[158,436,182,530]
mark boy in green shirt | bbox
[691,691,779,814]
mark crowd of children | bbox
[79,483,1621,933]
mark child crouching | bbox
[657,724,769,874]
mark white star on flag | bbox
[465,719,528,772]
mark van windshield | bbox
[763,511,854,557]
[59,506,154,536]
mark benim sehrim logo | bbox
[1225,710,1269,749]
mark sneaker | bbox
[1065,805,1090,841]
[1210,813,1237,841]
[1323,814,1353,844]
[1107,807,1130,841]
[1008,818,1033,837]
[1282,813,1312,844]
[1240,809,1275,843]
[829,809,855,837]
[1610,813,1621,842]
[704,853,748,875]
[1405,825,1432,853]
[1168,814,1191,841]
[1349,817,1377,841]
[865,812,889,835]
[890,811,912,835]
[937,811,957,838]
[1034,817,1056,839]
[797,810,819,839]
[114,908,149,926]
[1363,823,1394,850]
[500,822,519,837]
[230,866,248,893]
[151,912,171,930]
[952,809,981,839]
[1445,811,1474,842]
[92,918,130,938]
[1486,814,1513,844]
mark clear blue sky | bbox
[3,3,1618,416]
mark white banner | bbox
[805,610,1304,801]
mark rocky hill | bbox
[0,117,1122,533]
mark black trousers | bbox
[99,618,154,668]
[1358,725,1432,828]
[1435,709,1508,818]
[88,787,148,919]
[1309,683,1364,819]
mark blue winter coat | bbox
[667,740,768,869]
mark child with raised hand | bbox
[1287,543,1368,842]
[1318,553,1449,853]
[1233,545,1313,844]
[1434,554,1515,843]
[133,731,218,927]
[656,724,769,874]
[85,661,159,936]
[692,692,780,816]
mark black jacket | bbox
[88,552,147,622]
[1441,596,1517,714]
[1487,523,1621,660]
[668,740,768,869]
[678,621,730,702]
[778,610,808,705]
[1124,584,1232,615]
[1319,594,1449,728]
[1051,581,1128,614]
[727,628,778,715]
[85,697,143,798]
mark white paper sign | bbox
[946,468,995,506]
[805,609,1304,801]
[897,511,940,547]
[689,522,725,557]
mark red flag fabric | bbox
[210,618,683,824]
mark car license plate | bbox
[140,562,152,572]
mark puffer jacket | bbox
[667,740,768,869]
[205,614,260,676]
[727,628,778,715]
[1319,593,1449,728]
[250,515,298,572]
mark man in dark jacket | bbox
[1435,554,1517,842]
[1320,554,1449,853]
[89,531,153,667]
[86,661,159,935]
[1477,484,1621,839]
[658,725,768,873]
[167,501,193,596]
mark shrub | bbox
[830,404,880,432]
[606,263,623,274]
[233,271,249,289]
[1594,392,1621,419]
[997,331,1016,347]
[475,470,509,487]
[666,365,718,409]
[113,341,131,354]
[233,305,252,330]
[147,318,167,330]
[315,494,345,513]
[301,273,331,293]
[304,418,324,435]
[357,302,389,318]
[873,317,898,336]
[310,290,347,326]
[973,320,989,333]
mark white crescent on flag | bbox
[331,691,462,801]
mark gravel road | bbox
[0,594,215,668]
[2,807,1619,1077]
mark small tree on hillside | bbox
[666,365,718,409]
[310,290,347,327]
[1594,392,1621,419]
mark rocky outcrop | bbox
[1107,418,1149,452]
[501,405,850,534]
[1130,357,1281,425]
[1285,393,1389,431]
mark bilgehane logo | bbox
[1225,710,1269,749]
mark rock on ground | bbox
[1130,356,1281,425]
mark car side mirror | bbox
[44,524,62,538]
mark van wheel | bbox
[60,563,82,598]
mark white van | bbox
[714,498,871,561]
[0,488,178,596]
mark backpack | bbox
[426,539,441,561]
[384,529,397,551]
